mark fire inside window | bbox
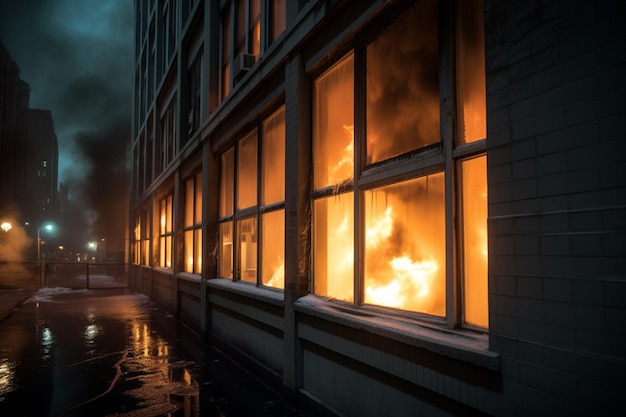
[184,173,203,274]
[219,107,286,289]
[312,0,487,328]
[159,195,173,269]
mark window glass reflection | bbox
[461,156,488,326]
[313,193,354,302]
[313,54,354,189]
[261,210,284,288]
[366,0,439,163]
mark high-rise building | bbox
[0,41,59,258]
[0,40,30,221]
[130,1,625,415]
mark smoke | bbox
[62,121,130,257]
[366,0,440,163]
[0,222,35,288]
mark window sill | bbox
[176,272,201,283]
[294,294,499,371]
[206,278,285,308]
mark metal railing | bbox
[0,261,129,290]
[43,262,129,289]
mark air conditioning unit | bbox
[232,53,256,79]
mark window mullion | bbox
[439,0,458,328]
[354,47,366,306]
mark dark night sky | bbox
[0,0,133,254]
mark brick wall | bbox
[485,1,626,415]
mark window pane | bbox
[366,0,440,163]
[220,148,235,216]
[461,156,488,327]
[270,0,286,43]
[250,0,260,57]
[221,6,231,99]
[237,217,257,283]
[160,199,167,234]
[166,195,173,232]
[194,172,202,224]
[142,239,149,266]
[185,177,194,226]
[219,221,233,278]
[237,132,258,209]
[261,210,284,288]
[457,0,486,144]
[236,0,246,54]
[313,54,354,189]
[165,235,172,268]
[250,20,260,57]
[364,173,445,316]
[194,228,202,274]
[262,107,285,205]
[160,236,166,267]
[313,193,354,302]
[184,230,193,273]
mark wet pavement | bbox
[0,288,309,417]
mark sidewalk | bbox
[0,288,36,322]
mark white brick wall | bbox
[487,0,626,415]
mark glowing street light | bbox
[1,222,11,233]
[38,223,55,262]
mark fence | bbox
[44,262,129,289]
[0,261,129,290]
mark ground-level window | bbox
[132,216,141,265]
[312,0,488,328]
[158,194,173,268]
[218,106,285,289]
[184,172,202,274]
[141,209,150,266]
[132,210,151,266]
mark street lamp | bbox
[1,222,11,233]
[38,224,54,262]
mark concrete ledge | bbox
[294,294,500,371]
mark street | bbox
[0,288,303,417]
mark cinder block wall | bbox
[485,1,626,415]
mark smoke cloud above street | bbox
[0,0,133,254]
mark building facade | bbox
[130,1,625,416]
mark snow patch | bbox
[26,287,89,303]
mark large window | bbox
[184,173,202,274]
[132,211,151,266]
[163,0,177,72]
[219,106,285,288]
[312,0,488,328]
[141,210,150,266]
[158,195,173,268]
[187,52,202,136]
[220,0,286,101]
[133,216,141,265]
[158,97,176,175]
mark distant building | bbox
[130,1,625,416]
[0,40,30,221]
[0,40,59,256]
[25,109,59,225]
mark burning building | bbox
[130,1,625,416]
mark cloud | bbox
[0,0,133,254]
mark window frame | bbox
[310,0,488,330]
[218,106,286,289]
[219,0,286,101]
[158,194,174,269]
[183,172,203,274]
